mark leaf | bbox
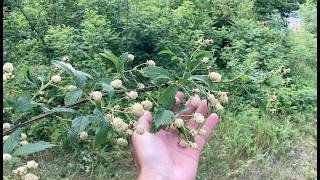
[100,83,114,97]
[64,89,83,105]
[100,49,120,72]
[193,50,213,60]
[52,60,76,75]
[16,94,38,112]
[94,116,109,148]
[157,85,179,110]
[266,75,283,87]
[3,129,21,154]
[5,96,16,109]
[190,75,213,87]
[13,141,55,156]
[50,107,76,113]
[71,116,92,133]
[158,49,175,56]
[175,104,190,114]
[152,109,174,130]
[142,67,174,84]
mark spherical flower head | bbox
[112,117,124,129]
[51,75,62,84]
[201,57,209,64]
[141,100,153,110]
[207,94,215,102]
[137,83,145,89]
[20,140,29,145]
[3,73,7,81]
[173,118,184,128]
[214,103,224,112]
[3,62,13,73]
[79,131,88,140]
[111,79,122,89]
[116,138,128,146]
[3,153,12,161]
[135,125,145,135]
[3,135,9,142]
[3,123,11,130]
[13,166,27,176]
[190,142,198,149]
[131,103,145,117]
[117,122,129,132]
[198,128,207,136]
[65,85,77,91]
[194,113,205,124]
[208,72,222,82]
[190,94,201,108]
[126,129,133,136]
[126,91,138,100]
[179,139,190,148]
[26,160,38,169]
[209,98,220,107]
[113,105,120,110]
[146,60,156,67]
[22,173,39,180]
[194,89,200,94]
[21,133,27,140]
[270,94,277,101]
[89,91,103,101]
[128,54,135,62]
[218,92,229,104]
[61,56,69,62]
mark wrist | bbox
[138,167,170,180]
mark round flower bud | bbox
[13,166,27,176]
[201,57,209,64]
[65,85,77,91]
[208,72,222,82]
[105,113,112,120]
[194,89,200,94]
[131,103,145,117]
[218,92,228,104]
[21,133,27,140]
[179,139,190,148]
[3,135,9,142]
[61,56,69,62]
[89,91,103,101]
[116,138,128,146]
[3,74,7,81]
[207,94,215,102]
[51,75,62,83]
[126,91,138,100]
[79,131,88,140]
[26,160,38,169]
[111,79,122,89]
[22,173,39,180]
[141,100,153,110]
[3,123,11,130]
[3,62,14,73]
[173,118,184,128]
[270,94,277,101]
[135,125,145,135]
[194,113,205,124]
[146,60,156,67]
[128,54,135,62]
[190,94,201,108]
[3,153,12,161]
[117,122,129,132]
[191,142,198,149]
[20,140,28,145]
[113,105,121,110]
[137,83,145,89]
[112,117,124,129]
[126,129,133,136]
[198,128,207,136]
[215,103,224,112]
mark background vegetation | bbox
[3,0,317,179]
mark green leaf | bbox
[100,49,121,72]
[50,107,76,113]
[13,141,55,156]
[152,109,174,131]
[16,94,38,112]
[100,83,114,97]
[158,49,175,56]
[142,67,174,84]
[52,60,76,75]
[190,75,213,87]
[64,89,83,105]
[193,50,213,60]
[94,117,109,148]
[266,75,283,87]
[5,96,16,109]
[175,104,190,114]
[71,116,92,133]
[3,129,21,154]
[158,85,179,110]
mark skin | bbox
[131,91,219,180]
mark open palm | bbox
[131,92,219,180]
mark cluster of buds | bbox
[50,75,61,84]
[11,160,39,180]
[262,66,291,79]
[268,92,277,102]
[111,79,122,89]
[79,131,88,140]
[201,57,209,64]
[208,72,222,82]
[89,91,103,101]
[146,60,156,67]
[3,122,11,131]
[65,85,77,91]
[207,93,226,112]
[126,91,138,100]
[3,62,14,81]
[137,83,145,89]
[195,38,213,45]
[61,56,69,62]
[282,78,292,86]
[127,54,135,62]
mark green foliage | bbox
[12,142,55,156]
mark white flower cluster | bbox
[3,135,10,142]
[3,153,12,161]
[65,85,77,91]
[3,62,14,81]
[61,56,69,62]
[3,123,11,131]
[201,57,209,64]
[195,38,213,45]
[12,160,39,179]
[126,91,138,100]
[89,91,103,101]
[190,94,201,108]
[207,93,225,112]
[51,75,61,84]
[137,83,145,89]
[146,60,156,67]
[208,72,222,82]
[128,54,135,62]
[79,131,88,140]
[111,79,122,89]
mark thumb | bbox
[137,111,152,132]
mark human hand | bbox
[131,91,219,180]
